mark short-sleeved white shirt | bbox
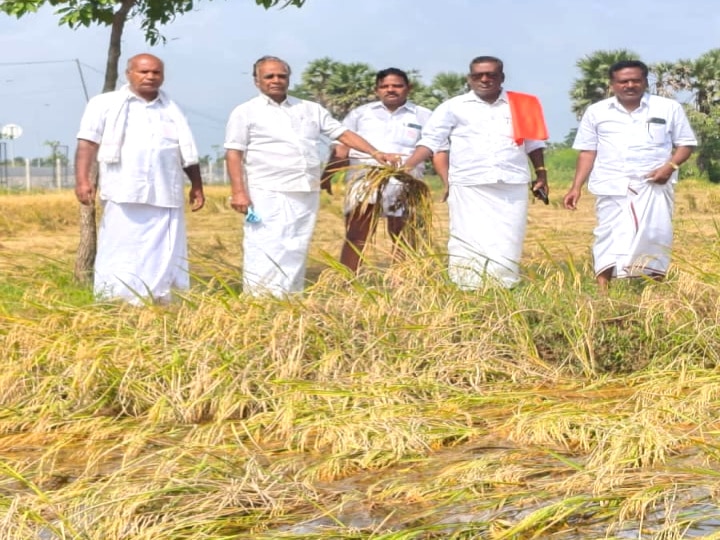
[573,93,698,196]
[342,101,432,177]
[224,94,348,192]
[417,90,545,186]
[77,88,190,208]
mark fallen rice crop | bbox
[2,179,720,538]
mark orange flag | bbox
[507,91,549,145]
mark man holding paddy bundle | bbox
[321,67,433,273]
[403,55,549,289]
[75,53,205,305]
[224,55,397,297]
[564,60,697,290]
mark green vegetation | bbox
[2,179,720,538]
[291,58,468,118]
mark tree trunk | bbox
[74,0,136,283]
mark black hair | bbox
[609,60,648,80]
[375,67,409,86]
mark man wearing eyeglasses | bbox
[224,56,397,296]
[563,60,697,290]
[403,56,549,289]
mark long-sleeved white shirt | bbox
[224,94,348,192]
[417,90,545,185]
[573,93,697,196]
[77,88,192,208]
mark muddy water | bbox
[266,439,720,538]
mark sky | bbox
[0,0,719,160]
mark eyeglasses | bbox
[469,72,501,81]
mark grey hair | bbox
[252,56,291,78]
[126,53,164,71]
[469,56,504,74]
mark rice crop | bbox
[2,178,720,539]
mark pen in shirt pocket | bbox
[646,117,667,139]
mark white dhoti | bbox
[447,183,529,289]
[243,188,319,297]
[95,201,188,304]
[593,180,674,278]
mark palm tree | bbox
[325,62,376,118]
[293,57,338,108]
[569,49,640,119]
[678,50,720,181]
[292,59,375,118]
[649,61,679,98]
[689,49,720,113]
[412,72,467,109]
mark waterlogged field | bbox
[2,177,720,539]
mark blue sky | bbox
[1,0,719,160]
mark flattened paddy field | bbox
[3,180,720,539]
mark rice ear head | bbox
[344,165,433,250]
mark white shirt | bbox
[77,89,189,208]
[342,100,432,177]
[224,94,348,192]
[573,93,697,196]
[417,90,545,186]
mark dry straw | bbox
[3,185,720,538]
[343,164,433,251]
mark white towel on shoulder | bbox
[97,85,199,167]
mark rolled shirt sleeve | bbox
[224,105,249,152]
[76,94,110,143]
[417,101,453,153]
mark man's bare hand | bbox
[75,180,95,206]
[372,152,403,167]
[644,163,675,185]
[563,187,582,210]
[229,193,252,214]
[189,186,205,212]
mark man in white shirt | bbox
[321,68,432,272]
[75,53,205,304]
[403,56,549,289]
[224,56,397,296]
[564,60,697,290]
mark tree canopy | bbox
[292,57,466,117]
[569,49,640,119]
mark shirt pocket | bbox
[646,119,669,145]
[161,120,179,143]
[398,122,423,146]
[498,112,514,139]
[293,116,319,140]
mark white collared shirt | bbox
[224,94,348,192]
[342,100,432,177]
[417,90,545,185]
[573,93,697,196]
[77,88,189,208]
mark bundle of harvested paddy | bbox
[346,164,433,249]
